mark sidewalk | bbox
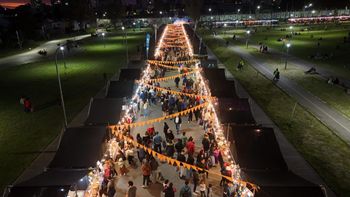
[204,43,336,197]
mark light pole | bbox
[285,43,291,70]
[102,32,106,48]
[208,8,212,26]
[246,30,250,49]
[224,23,227,34]
[256,5,261,18]
[289,26,293,35]
[54,46,68,127]
[122,26,129,65]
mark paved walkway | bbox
[215,35,350,145]
[0,34,90,69]
[203,41,336,197]
[112,69,225,197]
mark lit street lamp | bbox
[246,30,251,49]
[122,26,129,65]
[54,46,68,127]
[102,32,106,48]
[285,43,291,69]
[289,26,293,35]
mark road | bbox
[0,34,90,69]
[216,35,350,144]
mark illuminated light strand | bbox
[138,69,199,83]
[148,59,199,65]
[112,128,258,190]
[136,82,215,100]
[148,61,197,70]
[155,25,168,58]
[109,102,209,130]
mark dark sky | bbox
[0,0,50,8]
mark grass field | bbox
[199,29,350,197]
[0,29,150,191]
[215,23,350,78]
[213,25,350,119]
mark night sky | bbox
[0,0,50,8]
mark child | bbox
[199,180,206,197]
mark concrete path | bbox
[113,70,225,197]
[203,41,336,197]
[0,34,90,69]
[215,35,350,146]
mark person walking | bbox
[127,181,137,197]
[141,160,151,188]
[273,68,280,81]
[179,180,192,197]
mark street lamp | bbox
[246,30,251,49]
[54,46,68,127]
[208,8,212,12]
[102,32,106,48]
[289,26,293,35]
[122,26,129,65]
[285,43,291,69]
[159,11,163,15]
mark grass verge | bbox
[0,29,150,191]
[199,29,350,197]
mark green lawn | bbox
[199,29,350,197]
[215,26,350,119]
[0,29,150,191]
[217,24,350,79]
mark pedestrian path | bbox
[0,34,90,69]
[112,70,224,197]
[216,35,350,145]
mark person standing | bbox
[164,182,176,197]
[143,101,149,117]
[24,97,32,113]
[192,170,199,193]
[174,116,182,134]
[175,77,180,88]
[153,132,163,153]
[127,181,137,197]
[199,180,206,197]
[141,160,151,188]
[179,180,192,197]
[150,156,160,183]
[186,137,195,155]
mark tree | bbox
[185,0,203,31]
[66,0,94,29]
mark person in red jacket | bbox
[24,97,32,113]
[186,137,195,155]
